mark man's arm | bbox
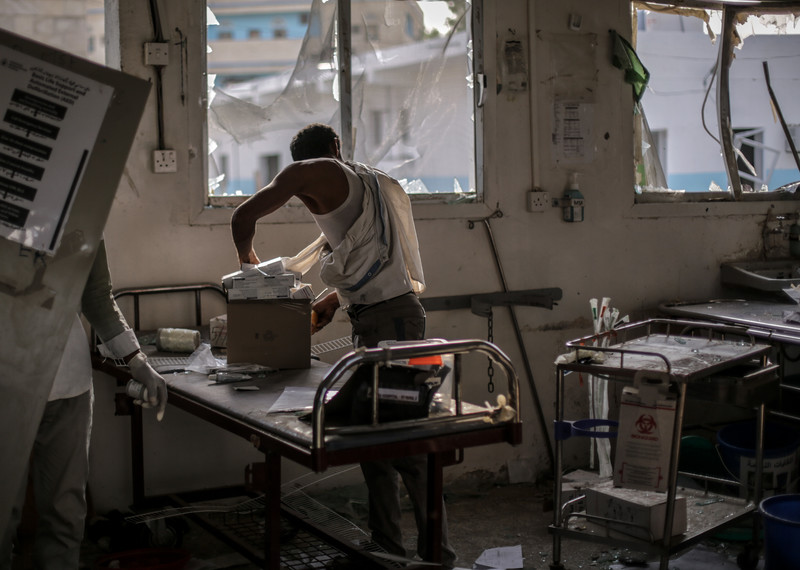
[311,291,340,334]
[231,164,302,265]
[230,159,350,266]
[82,240,168,419]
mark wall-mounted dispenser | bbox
[563,172,584,222]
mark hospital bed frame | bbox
[91,285,523,569]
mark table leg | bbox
[264,450,281,570]
[425,452,444,563]
[131,405,144,507]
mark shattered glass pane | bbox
[206,0,477,200]
[634,7,800,198]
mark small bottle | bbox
[126,379,148,401]
[563,172,585,222]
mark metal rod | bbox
[481,215,555,468]
[551,367,565,568]
[763,60,800,173]
[337,0,353,159]
[717,6,743,199]
[659,381,687,570]
[311,339,520,451]
[371,362,379,426]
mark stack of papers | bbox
[222,257,312,300]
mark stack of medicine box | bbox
[222,257,313,301]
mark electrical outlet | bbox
[153,150,177,173]
[144,42,170,66]
[527,190,549,212]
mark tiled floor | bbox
[12,477,764,569]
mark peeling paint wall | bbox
[86,0,793,511]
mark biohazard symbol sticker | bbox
[635,413,657,434]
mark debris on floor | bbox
[609,543,762,569]
[472,544,523,569]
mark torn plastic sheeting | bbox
[207,0,476,196]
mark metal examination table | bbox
[93,338,523,569]
[661,298,800,424]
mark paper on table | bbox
[783,310,800,324]
[266,386,337,413]
[783,287,800,304]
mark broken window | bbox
[206,0,480,206]
[631,3,800,202]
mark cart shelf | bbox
[550,319,777,570]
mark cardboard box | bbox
[226,299,310,369]
[585,480,687,541]
[613,371,676,492]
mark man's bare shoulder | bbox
[279,158,350,213]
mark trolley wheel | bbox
[736,545,759,570]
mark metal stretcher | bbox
[549,319,778,570]
[93,338,523,569]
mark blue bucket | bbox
[760,494,800,570]
[717,421,800,496]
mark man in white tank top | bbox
[231,124,456,567]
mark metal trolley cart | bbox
[549,319,779,570]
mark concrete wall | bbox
[88,0,793,512]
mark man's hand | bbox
[311,291,340,334]
[239,248,260,267]
[127,352,168,421]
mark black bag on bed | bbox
[323,361,450,425]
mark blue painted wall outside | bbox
[668,169,800,192]
[208,12,310,40]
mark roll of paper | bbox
[156,328,201,353]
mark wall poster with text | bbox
[0,46,113,254]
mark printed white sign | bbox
[0,46,114,253]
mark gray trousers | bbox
[0,389,93,570]
[348,293,457,567]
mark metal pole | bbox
[337,0,353,159]
[551,367,565,570]
[717,6,743,199]
[481,215,555,468]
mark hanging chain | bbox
[486,309,495,393]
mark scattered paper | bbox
[266,386,337,413]
[783,310,800,324]
[782,287,800,304]
[473,545,523,569]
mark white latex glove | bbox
[128,352,168,421]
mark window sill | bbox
[191,194,490,226]
[628,193,800,219]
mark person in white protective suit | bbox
[0,240,167,570]
[230,123,457,568]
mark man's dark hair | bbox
[290,123,339,161]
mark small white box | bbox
[585,480,686,541]
[290,285,314,299]
[227,286,292,300]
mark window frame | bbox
[194,0,490,225]
[632,1,800,206]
